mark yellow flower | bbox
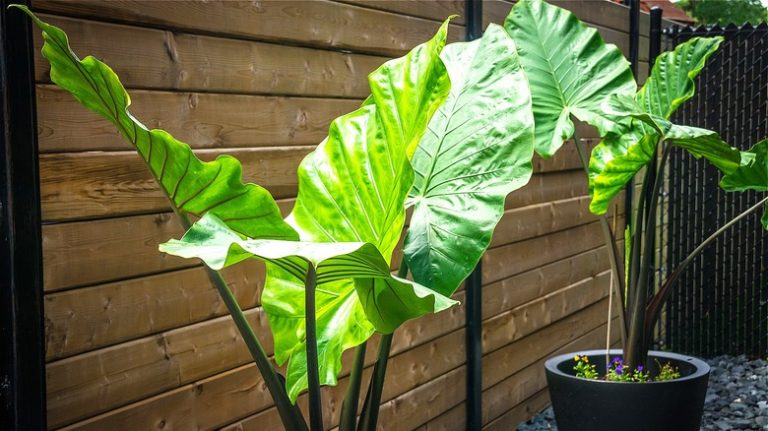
[583,356,589,363]
[574,355,580,361]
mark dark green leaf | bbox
[503,0,636,157]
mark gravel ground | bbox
[517,355,768,430]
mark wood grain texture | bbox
[339,0,465,24]
[37,85,361,153]
[42,199,294,293]
[33,0,464,57]
[221,272,612,431]
[41,187,608,295]
[33,14,389,98]
[44,263,264,361]
[45,219,611,428]
[40,146,309,222]
[483,220,604,284]
[373,297,615,430]
[39,137,588,222]
[481,389,550,431]
[481,319,621,427]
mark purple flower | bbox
[637,365,644,372]
[612,356,622,364]
[615,365,623,375]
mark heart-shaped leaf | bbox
[405,24,535,296]
[18,5,296,240]
[588,36,726,215]
[589,107,740,214]
[264,21,453,401]
[503,0,636,157]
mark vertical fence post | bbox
[625,0,640,229]
[464,1,483,429]
[0,0,47,429]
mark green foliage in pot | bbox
[502,0,767,372]
[17,5,537,430]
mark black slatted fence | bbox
[663,23,768,357]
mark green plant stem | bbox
[304,265,323,431]
[340,342,367,431]
[573,131,628,346]
[358,333,393,431]
[644,194,768,339]
[357,259,408,431]
[625,143,671,368]
[176,215,308,431]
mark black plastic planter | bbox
[545,349,710,431]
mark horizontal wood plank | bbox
[39,146,310,222]
[483,220,604,284]
[490,194,624,248]
[224,269,611,430]
[42,199,294,293]
[482,389,550,431]
[481,318,621,427]
[33,0,464,57]
[40,136,590,222]
[33,14,389,98]
[44,206,619,362]
[42,182,609,293]
[339,0,465,24]
[44,263,264,361]
[46,217,612,427]
[37,85,360,153]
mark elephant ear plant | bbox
[504,0,768,373]
[18,5,537,430]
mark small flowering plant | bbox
[573,355,599,380]
[573,355,680,382]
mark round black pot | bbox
[545,349,710,431]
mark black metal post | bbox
[464,1,483,429]
[0,0,47,429]
[625,0,640,229]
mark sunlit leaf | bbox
[264,21,453,401]
[405,24,534,296]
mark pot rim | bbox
[545,349,710,385]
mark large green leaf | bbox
[160,213,457,332]
[588,36,726,215]
[720,139,768,229]
[503,0,636,157]
[19,6,296,240]
[637,36,723,118]
[264,21,453,402]
[161,214,456,401]
[405,24,534,296]
[589,107,740,214]
[721,139,768,192]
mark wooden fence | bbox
[34,1,659,429]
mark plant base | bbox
[545,349,710,431]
